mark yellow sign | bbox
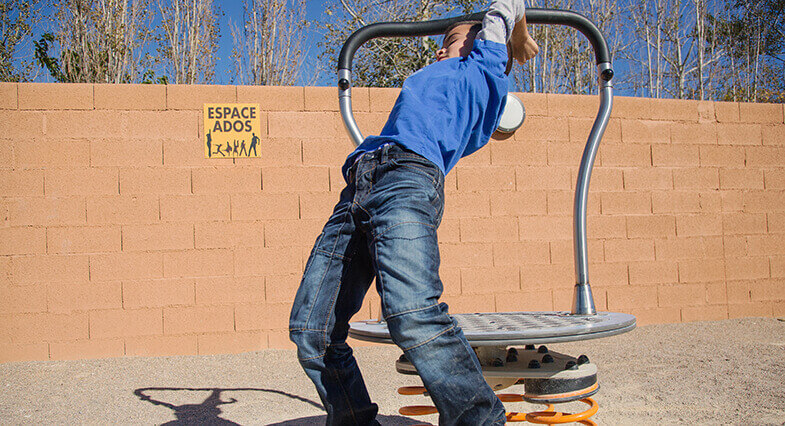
[203,103,262,158]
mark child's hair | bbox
[443,19,514,75]
[443,20,483,38]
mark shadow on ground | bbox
[133,387,424,425]
[267,415,424,425]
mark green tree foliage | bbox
[318,0,483,87]
[712,0,784,102]
[140,68,169,84]
[1,0,40,82]
[34,0,154,83]
[34,33,65,81]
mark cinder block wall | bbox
[1,82,783,362]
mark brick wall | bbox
[1,82,783,362]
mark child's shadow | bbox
[135,387,319,425]
[134,387,425,425]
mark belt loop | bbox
[380,142,393,164]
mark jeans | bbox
[289,144,506,425]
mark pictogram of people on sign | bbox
[204,104,262,159]
[206,130,213,157]
[208,137,261,158]
[249,133,259,156]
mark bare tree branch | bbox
[155,0,219,84]
[42,0,152,83]
[230,0,309,86]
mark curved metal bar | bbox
[337,8,616,316]
[338,69,363,146]
[337,8,613,147]
[338,9,610,71]
[338,12,486,71]
[337,11,484,146]
[572,63,613,315]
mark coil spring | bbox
[398,387,598,425]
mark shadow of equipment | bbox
[134,387,426,425]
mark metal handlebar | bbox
[338,9,611,71]
[337,8,614,315]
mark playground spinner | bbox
[338,8,637,424]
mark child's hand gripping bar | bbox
[337,8,614,315]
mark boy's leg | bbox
[289,180,378,425]
[361,147,506,425]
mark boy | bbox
[289,1,538,424]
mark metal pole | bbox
[338,69,364,146]
[571,62,613,315]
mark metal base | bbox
[348,311,636,345]
[397,345,599,403]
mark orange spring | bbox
[399,405,439,416]
[398,386,598,425]
[507,398,598,425]
[398,387,436,416]
[398,386,428,396]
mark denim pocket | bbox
[391,156,440,184]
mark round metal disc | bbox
[496,93,526,133]
[348,311,636,346]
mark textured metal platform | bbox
[349,311,636,346]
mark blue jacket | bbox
[342,0,525,177]
[343,38,509,177]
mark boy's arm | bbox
[510,12,539,63]
[476,0,538,64]
[475,0,526,45]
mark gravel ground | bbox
[1,318,784,425]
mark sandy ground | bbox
[1,318,784,425]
